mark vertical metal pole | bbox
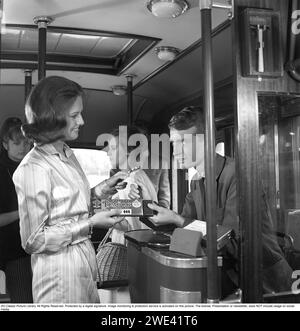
[0,0,3,23]
[200,0,219,303]
[33,16,53,81]
[24,69,33,102]
[38,22,46,80]
[126,75,134,126]
[0,0,3,79]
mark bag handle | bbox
[97,218,129,249]
[95,218,129,284]
[98,227,113,248]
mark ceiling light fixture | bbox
[111,85,127,96]
[155,46,180,61]
[146,0,189,18]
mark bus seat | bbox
[285,209,300,250]
[276,231,300,270]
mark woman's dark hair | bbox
[168,106,205,132]
[23,76,84,144]
[0,117,24,154]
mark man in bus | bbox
[129,106,293,296]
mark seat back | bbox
[285,209,300,251]
[0,271,6,295]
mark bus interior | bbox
[1,0,300,304]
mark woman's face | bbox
[107,136,128,169]
[63,96,84,141]
[4,136,31,162]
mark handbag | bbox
[96,224,128,286]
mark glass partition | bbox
[259,94,300,298]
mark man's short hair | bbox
[168,106,205,133]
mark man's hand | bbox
[147,203,185,227]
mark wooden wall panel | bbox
[233,0,300,302]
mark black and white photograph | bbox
[0,0,300,317]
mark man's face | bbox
[170,126,205,169]
[63,96,84,141]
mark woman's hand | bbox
[147,203,185,227]
[108,171,128,191]
[90,210,123,228]
[94,171,128,198]
[128,183,141,200]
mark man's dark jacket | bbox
[181,154,293,293]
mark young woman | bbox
[13,76,126,303]
[0,117,32,303]
[97,126,161,303]
[106,126,161,242]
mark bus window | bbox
[72,148,111,188]
[216,142,225,157]
[259,94,300,295]
[72,148,112,245]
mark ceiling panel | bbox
[18,29,38,51]
[1,28,21,49]
[1,24,159,75]
[0,0,233,134]
[91,37,133,57]
[55,33,100,55]
[1,26,137,57]
[1,0,230,88]
[2,28,62,52]
[46,32,62,52]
